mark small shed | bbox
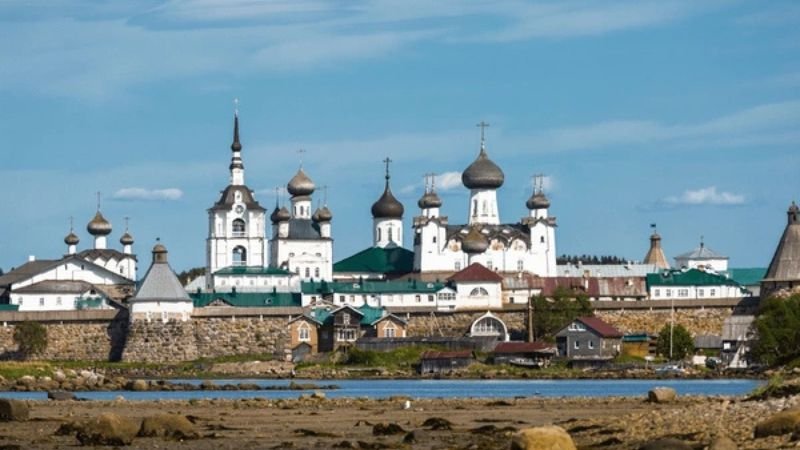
[491,341,557,368]
[418,350,474,374]
[622,333,656,358]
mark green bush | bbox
[531,286,592,340]
[13,321,48,359]
[751,294,800,366]
[655,323,693,361]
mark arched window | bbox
[517,260,524,271]
[232,219,246,236]
[305,267,310,278]
[377,228,382,241]
[482,200,488,214]
[469,287,489,296]
[232,246,247,266]
[470,313,508,340]
[384,322,396,338]
[388,227,393,242]
[473,200,478,216]
[314,267,320,278]
[298,322,311,342]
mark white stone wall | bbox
[129,300,194,322]
[11,291,111,311]
[454,281,503,309]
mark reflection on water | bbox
[0,378,761,401]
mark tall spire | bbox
[643,224,670,269]
[229,99,244,185]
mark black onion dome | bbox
[462,147,504,190]
[64,232,80,246]
[120,232,134,245]
[270,206,282,224]
[317,206,332,222]
[274,206,290,222]
[461,226,489,254]
[87,211,112,236]
[526,192,550,210]
[371,185,404,219]
[287,169,315,196]
[418,191,442,209]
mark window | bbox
[415,295,421,303]
[454,261,461,271]
[56,297,62,306]
[314,267,320,278]
[472,200,478,216]
[568,322,586,332]
[337,329,358,342]
[298,324,310,342]
[438,292,456,301]
[665,289,672,297]
[349,295,355,303]
[469,287,489,296]
[588,340,595,349]
[433,236,437,243]
[304,267,310,278]
[540,236,545,243]
[339,295,345,303]
[473,317,504,336]
[384,324,396,338]
[654,289,660,297]
[232,219,246,236]
[574,340,580,349]
[698,289,705,297]
[342,313,351,325]
[678,289,689,297]
[710,289,717,297]
[427,295,434,302]
[388,227,393,242]
[482,200,488,214]
[486,261,493,271]
[517,260,524,271]
[39,297,45,306]
[232,246,247,266]
[377,228,382,241]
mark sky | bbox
[1,0,798,274]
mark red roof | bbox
[493,341,557,354]
[576,316,623,338]
[447,263,503,283]
[420,350,473,360]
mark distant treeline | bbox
[177,267,205,286]
[557,255,630,265]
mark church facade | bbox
[412,128,557,277]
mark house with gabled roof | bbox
[288,304,407,353]
[555,316,623,364]
[447,263,504,309]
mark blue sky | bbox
[1,1,798,273]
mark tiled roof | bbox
[0,260,59,286]
[575,316,623,338]
[190,291,301,308]
[214,266,293,276]
[209,185,266,212]
[646,268,742,288]
[286,218,325,240]
[448,263,503,283]
[493,341,557,354]
[333,246,414,275]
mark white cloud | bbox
[112,187,183,201]
[434,171,463,191]
[662,186,746,206]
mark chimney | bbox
[28,255,35,262]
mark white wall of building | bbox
[129,300,194,322]
[11,291,112,312]
[649,284,745,300]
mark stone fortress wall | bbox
[0,300,750,362]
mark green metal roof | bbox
[726,268,767,286]
[308,304,386,326]
[190,291,301,307]
[0,304,19,311]
[214,266,294,276]
[333,246,414,275]
[646,269,742,288]
[302,279,446,295]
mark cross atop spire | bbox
[383,157,392,181]
[96,191,102,211]
[534,173,545,194]
[322,185,329,205]
[124,216,130,231]
[274,186,280,208]
[69,216,74,232]
[476,121,490,152]
[234,98,239,117]
[297,148,307,168]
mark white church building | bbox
[412,125,557,277]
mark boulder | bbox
[128,380,149,392]
[647,387,677,403]
[639,438,692,450]
[0,399,29,421]
[16,376,35,387]
[708,435,737,450]
[372,423,406,436]
[754,409,800,438]
[311,391,326,400]
[53,370,66,383]
[47,391,76,401]
[75,413,140,446]
[200,380,216,390]
[138,414,198,440]
[511,426,576,450]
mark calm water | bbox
[0,378,761,401]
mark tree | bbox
[177,267,206,287]
[656,323,694,360]
[751,294,800,366]
[531,286,592,340]
[13,321,47,359]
